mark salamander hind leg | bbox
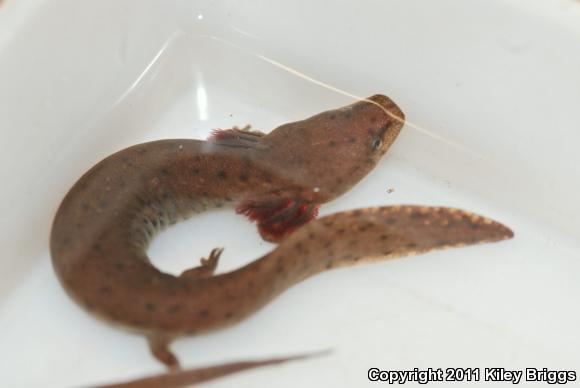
[180,248,224,279]
[147,334,181,371]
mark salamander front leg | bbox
[180,247,224,279]
[147,334,180,371]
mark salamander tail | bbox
[283,205,513,272]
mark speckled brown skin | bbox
[96,205,512,387]
[51,95,404,368]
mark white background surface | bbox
[0,0,579,387]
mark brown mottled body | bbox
[51,95,404,367]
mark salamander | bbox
[50,95,406,368]
[50,94,514,387]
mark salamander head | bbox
[263,94,405,201]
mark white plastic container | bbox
[0,1,579,386]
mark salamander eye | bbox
[371,136,382,151]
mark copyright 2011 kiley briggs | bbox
[367,367,577,384]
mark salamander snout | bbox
[354,94,405,156]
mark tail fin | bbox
[279,205,514,274]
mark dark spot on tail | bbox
[59,236,71,247]
[99,285,112,294]
[167,305,182,314]
[199,309,209,318]
[77,182,88,192]
[217,170,227,179]
[145,302,156,312]
[239,173,249,182]
[406,242,418,248]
